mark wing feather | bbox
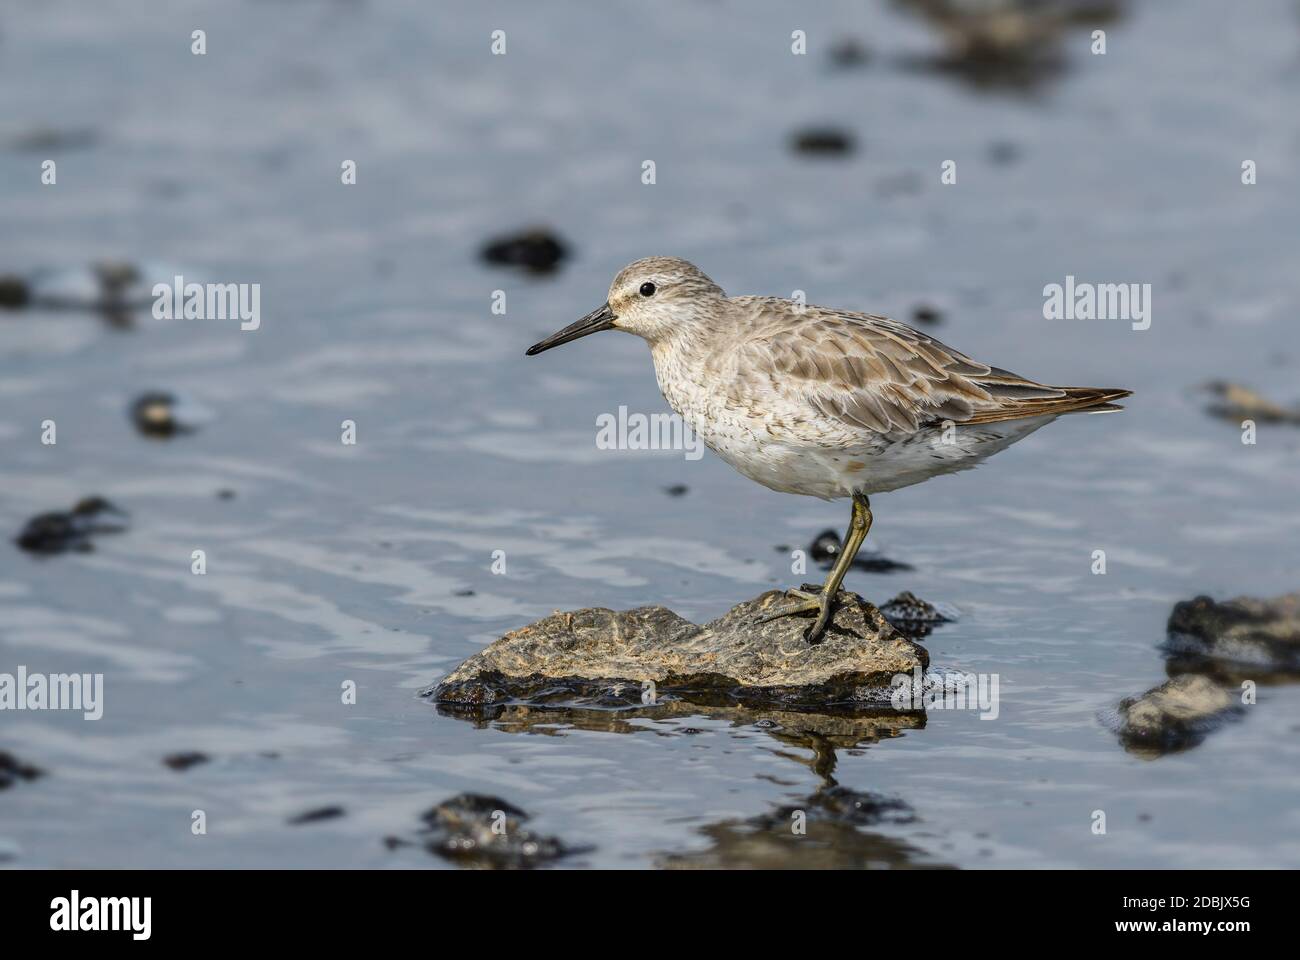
[735,301,1130,441]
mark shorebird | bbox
[526,257,1130,643]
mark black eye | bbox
[639,281,656,297]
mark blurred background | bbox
[1,0,1298,869]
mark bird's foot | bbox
[759,588,836,644]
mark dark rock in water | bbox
[663,484,689,497]
[426,589,928,710]
[809,529,914,573]
[9,127,100,152]
[911,303,944,326]
[480,228,569,274]
[790,128,856,156]
[14,497,128,555]
[987,140,1022,165]
[130,391,211,438]
[405,793,580,869]
[0,274,30,309]
[163,752,210,772]
[891,0,1100,92]
[827,37,872,68]
[810,528,849,562]
[1166,593,1300,671]
[1200,381,1300,426]
[0,752,45,789]
[658,786,948,870]
[880,591,957,638]
[287,805,346,825]
[1103,675,1240,758]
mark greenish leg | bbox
[760,494,873,643]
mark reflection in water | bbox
[433,685,939,868]
[658,786,951,870]
[434,690,924,775]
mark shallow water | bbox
[2,0,1299,868]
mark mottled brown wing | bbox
[740,305,1126,437]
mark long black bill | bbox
[525,302,617,356]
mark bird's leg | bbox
[761,494,873,643]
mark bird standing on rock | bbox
[527,256,1130,643]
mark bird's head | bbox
[525,256,724,356]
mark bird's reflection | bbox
[434,683,953,868]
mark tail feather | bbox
[962,386,1132,425]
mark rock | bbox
[987,140,1022,165]
[426,589,928,711]
[14,497,128,555]
[287,806,346,825]
[0,752,44,790]
[827,37,872,68]
[790,128,856,156]
[0,274,30,309]
[9,127,100,152]
[880,591,957,638]
[480,228,569,274]
[901,0,1067,62]
[1201,381,1300,426]
[893,0,1089,92]
[663,484,689,497]
[808,529,914,573]
[163,752,210,772]
[1166,593,1300,671]
[911,303,944,326]
[1104,675,1240,757]
[400,793,580,869]
[130,391,212,438]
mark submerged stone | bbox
[0,274,30,309]
[398,793,581,869]
[1103,675,1240,758]
[911,303,945,326]
[426,589,928,711]
[0,752,44,790]
[14,496,128,555]
[130,391,212,438]
[807,529,914,573]
[163,752,210,772]
[287,806,346,825]
[480,228,569,274]
[827,37,872,68]
[790,128,856,156]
